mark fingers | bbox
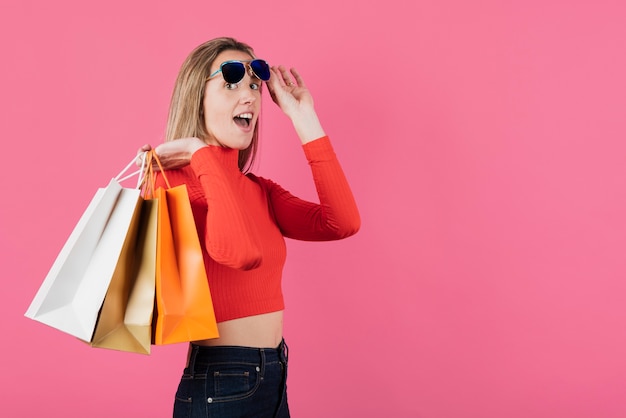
[270,66,288,88]
[290,68,306,88]
[279,66,295,87]
[271,65,303,88]
[266,69,279,98]
[135,144,152,167]
[138,144,152,153]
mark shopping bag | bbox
[146,151,219,345]
[90,198,157,354]
[24,156,143,342]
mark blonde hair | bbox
[165,37,259,172]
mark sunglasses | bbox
[207,59,271,84]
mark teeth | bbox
[236,113,253,119]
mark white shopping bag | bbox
[25,156,145,342]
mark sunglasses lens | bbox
[250,60,271,81]
[221,62,246,84]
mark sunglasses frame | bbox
[207,59,271,84]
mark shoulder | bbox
[245,173,286,198]
[246,172,267,186]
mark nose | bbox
[238,76,258,104]
[240,91,256,105]
[240,88,256,105]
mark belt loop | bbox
[259,348,267,377]
[279,338,288,363]
[187,344,200,378]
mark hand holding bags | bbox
[145,151,219,345]
[25,150,219,353]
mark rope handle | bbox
[142,150,171,198]
[115,153,147,190]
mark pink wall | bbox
[2,0,625,417]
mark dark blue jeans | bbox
[173,340,290,418]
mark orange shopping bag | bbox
[144,151,219,345]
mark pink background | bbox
[1,0,625,417]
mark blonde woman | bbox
[141,37,360,417]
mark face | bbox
[202,50,263,149]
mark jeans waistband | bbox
[187,339,288,372]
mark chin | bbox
[234,136,254,150]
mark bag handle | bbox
[142,150,171,199]
[115,154,147,190]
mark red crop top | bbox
[154,136,360,322]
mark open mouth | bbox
[234,113,253,128]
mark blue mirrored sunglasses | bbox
[207,59,271,84]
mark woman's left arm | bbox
[264,66,360,240]
[257,136,361,241]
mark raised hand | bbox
[266,66,326,144]
[267,66,314,117]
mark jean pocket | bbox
[211,363,261,401]
[173,396,192,418]
[173,378,193,418]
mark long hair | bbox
[165,37,259,172]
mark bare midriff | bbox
[192,310,284,348]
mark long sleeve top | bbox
[154,136,360,322]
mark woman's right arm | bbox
[149,139,263,270]
[189,146,263,270]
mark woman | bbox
[142,37,360,417]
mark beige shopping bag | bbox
[90,199,157,354]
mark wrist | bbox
[189,137,208,154]
[291,110,326,144]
